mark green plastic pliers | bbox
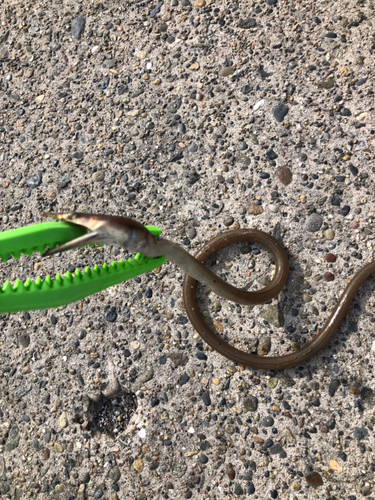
[0,221,165,313]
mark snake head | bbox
[42,212,157,256]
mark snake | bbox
[180,229,375,370]
[44,213,375,370]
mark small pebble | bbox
[234,484,243,495]
[150,0,164,17]
[258,337,271,356]
[227,468,235,480]
[249,203,264,215]
[243,396,258,411]
[104,311,117,322]
[139,368,154,383]
[71,17,86,40]
[26,174,42,188]
[340,205,350,216]
[291,482,301,491]
[267,378,278,389]
[305,213,323,232]
[92,171,105,182]
[109,466,121,482]
[272,103,289,123]
[219,67,234,77]
[325,229,335,240]
[71,151,84,160]
[278,166,292,185]
[349,165,358,176]
[325,253,336,262]
[133,459,144,473]
[18,334,30,348]
[262,306,284,328]
[340,66,353,77]
[305,471,323,488]
[59,412,68,428]
[54,443,63,453]
[261,416,274,427]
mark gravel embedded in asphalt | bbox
[0,0,374,498]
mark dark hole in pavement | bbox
[88,392,137,437]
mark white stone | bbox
[253,99,265,111]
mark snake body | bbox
[151,229,375,370]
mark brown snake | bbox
[181,229,375,370]
[44,214,375,371]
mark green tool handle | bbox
[0,222,165,313]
